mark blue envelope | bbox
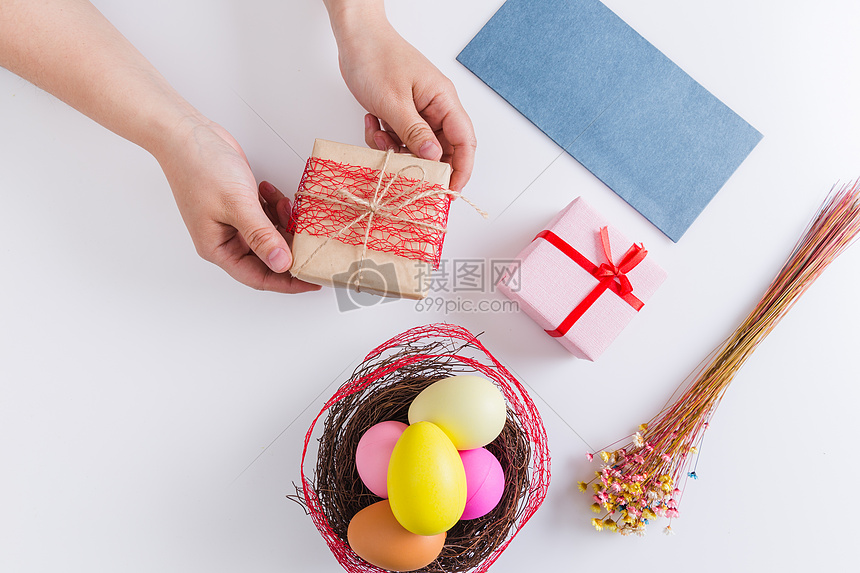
[457,0,763,241]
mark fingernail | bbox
[268,248,291,272]
[419,140,441,160]
[365,115,373,130]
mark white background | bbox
[2,1,859,571]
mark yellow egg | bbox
[347,500,446,572]
[408,375,507,450]
[387,421,466,536]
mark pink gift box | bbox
[497,197,667,360]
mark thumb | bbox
[387,107,442,161]
[231,202,293,273]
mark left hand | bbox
[156,118,320,294]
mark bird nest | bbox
[295,323,550,573]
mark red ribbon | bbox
[535,227,647,338]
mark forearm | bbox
[0,0,199,159]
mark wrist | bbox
[323,0,388,48]
[140,93,208,165]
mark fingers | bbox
[200,216,320,294]
[439,104,477,192]
[259,180,281,226]
[365,114,400,152]
[276,195,293,230]
[364,96,476,191]
[378,104,443,161]
[224,182,319,293]
[222,249,321,294]
[225,194,293,274]
[259,180,292,229]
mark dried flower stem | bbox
[584,180,860,535]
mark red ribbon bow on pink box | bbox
[536,226,647,338]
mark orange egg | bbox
[347,500,446,572]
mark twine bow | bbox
[292,150,487,291]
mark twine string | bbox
[356,151,400,291]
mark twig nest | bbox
[297,324,550,573]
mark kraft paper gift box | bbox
[289,139,453,299]
[497,197,667,360]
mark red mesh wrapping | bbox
[299,324,551,573]
[291,157,452,268]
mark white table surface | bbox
[2,1,859,571]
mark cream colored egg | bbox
[408,375,507,450]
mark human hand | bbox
[326,3,476,191]
[0,0,318,294]
[155,117,321,294]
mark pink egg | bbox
[459,447,505,520]
[355,421,408,498]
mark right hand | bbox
[327,3,476,192]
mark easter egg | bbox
[387,421,467,535]
[355,421,408,498]
[347,500,446,572]
[460,448,505,520]
[408,375,507,450]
